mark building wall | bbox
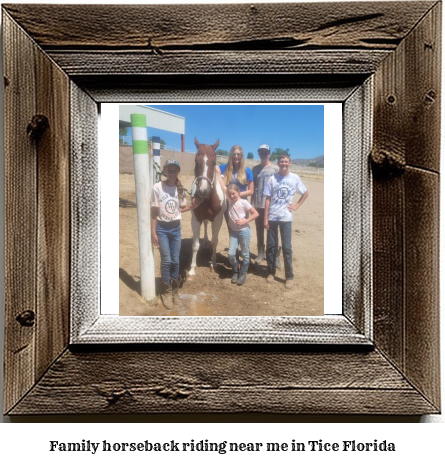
[120,145,323,178]
[119,145,196,175]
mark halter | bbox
[191,175,214,199]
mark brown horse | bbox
[189,137,226,275]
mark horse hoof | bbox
[189,269,196,277]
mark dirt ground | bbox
[119,172,324,316]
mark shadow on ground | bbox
[120,238,272,295]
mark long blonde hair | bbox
[175,178,185,203]
[226,184,241,202]
[223,145,247,186]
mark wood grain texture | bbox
[372,174,405,369]
[8,349,437,415]
[404,2,441,171]
[46,50,390,76]
[371,2,441,411]
[404,168,440,408]
[76,75,365,103]
[3,2,441,416]
[2,2,435,49]
[372,18,407,371]
[3,12,37,414]
[35,39,70,381]
[70,83,99,338]
[371,2,408,373]
[3,11,71,412]
[372,1,441,172]
[74,315,370,346]
[342,81,372,336]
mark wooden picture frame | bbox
[3,2,440,415]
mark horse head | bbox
[191,137,219,199]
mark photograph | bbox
[2,0,441,422]
[118,104,328,317]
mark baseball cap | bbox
[163,159,180,171]
[258,144,270,152]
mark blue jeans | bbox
[267,221,293,279]
[228,227,251,274]
[156,220,181,284]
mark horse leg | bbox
[202,219,210,249]
[189,214,201,276]
[210,210,225,271]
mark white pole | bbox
[152,136,161,186]
[131,114,156,302]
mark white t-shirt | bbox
[151,181,186,222]
[228,199,252,231]
[264,172,307,222]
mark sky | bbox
[123,104,324,160]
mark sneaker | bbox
[285,279,293,289]
[266,274,274,283]
[237,273,247,286]
[231,272,238,284]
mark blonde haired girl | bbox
[216,180,259,286]
[220,145,254,197]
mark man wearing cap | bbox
[252,144,279,265]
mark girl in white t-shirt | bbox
[151,159,201,309]
[221,182,259,286]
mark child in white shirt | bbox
[151,159,201,308]
[222,182,259,285]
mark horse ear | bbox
[212,139,220,151]
[194,137,200,148]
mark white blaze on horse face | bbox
[189,142,225,276]
[199,154,209,193]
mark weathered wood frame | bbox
[72,85,372,345]
[3,2,440,415]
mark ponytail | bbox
[175,177,185,202]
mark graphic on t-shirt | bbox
[264,173,307,222]
[151,181,186,221]
[228,199,252,231]
[165,199,177,214]
[277,187,289,199]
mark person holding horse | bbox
[216,177,259,285]
[151,159,201,309]
[264,153,308,289]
